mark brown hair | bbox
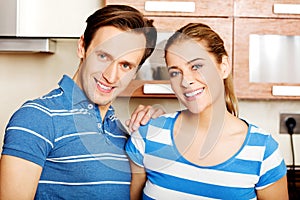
[165,23,238,116]
[83,5,157,69]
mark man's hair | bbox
[83,4,157,68]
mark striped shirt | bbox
[125,112,287,200]
[2,75,131,199]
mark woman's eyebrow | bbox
[167,58,205,70]
[187,58,205,64]
[167,66,178,71]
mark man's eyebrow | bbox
[119,60,137,67]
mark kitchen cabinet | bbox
[234,0,300,100]
[105,0,233,98]
[0,0,100,38]
[147,17,233,60]
[234,18,300,99]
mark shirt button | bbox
[88,104,94,110]
[97,123,101,129]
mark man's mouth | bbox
[95,78,113,92]
[184,88,204,98]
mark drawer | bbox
[235,0,300,18]
[105,0,233,17]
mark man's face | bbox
[76,26,146,106]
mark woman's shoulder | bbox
[241,119,278,148]
[137,111,180,135]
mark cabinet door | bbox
[105,0,233,17]
[234,18,300,99]
[149,17,233,59]
[235,0,300,18]
[119,17,233,97]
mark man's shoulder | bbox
[12,88,67,119]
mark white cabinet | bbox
[0,0,100,37]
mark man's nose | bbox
[102,61,119,84]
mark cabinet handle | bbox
[143,83,174,94]
[144,1,195,12]
[273,4,300,15]
[272,86,300,96]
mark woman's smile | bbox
[184,87,205,100]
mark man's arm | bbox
[129,160,147,200]
[0,155,42,200]
[256,175,289,200]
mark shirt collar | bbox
[58,75,90,107]
[58,75,116,116]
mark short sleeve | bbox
[2,101,55,166]
[125,130,146,167]
[256,135,287,189]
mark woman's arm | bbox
[129,160,147,200]
[0,155,42,200]
[256,175,289,200]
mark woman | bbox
[125,23,288,200]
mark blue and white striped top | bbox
[125,112,287,200]
[2,75,131,199]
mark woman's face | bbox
[166,39,229,114]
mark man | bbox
[0,5,158,199]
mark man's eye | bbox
[98,54,107,60]
[122,63,130,69]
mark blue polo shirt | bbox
[2,75,131,199]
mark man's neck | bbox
[98,103,111,121]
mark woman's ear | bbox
[77,35,85,59]
[220,56,232,79]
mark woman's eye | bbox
[192,64,203,70]
[169,71,180,78]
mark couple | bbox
[0,4,288,200]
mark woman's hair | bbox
[165,23,238,116]
[83,5,157,68]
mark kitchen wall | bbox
[0,39,79,151]
[1,2,300,167]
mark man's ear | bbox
[77,35,85,59]
[220,56,232,79]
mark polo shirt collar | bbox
[58,75,90,107]
[58,75,116,116]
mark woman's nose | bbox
[181,74,194,88]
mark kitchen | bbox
[0,0,300,198]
